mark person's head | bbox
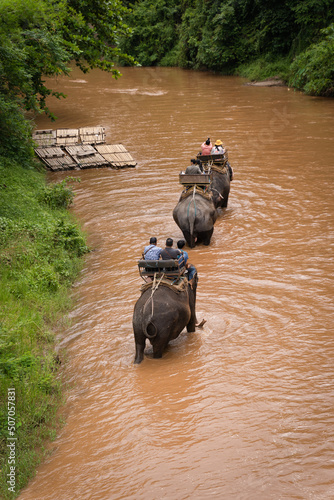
[190,158,197,164]
[215,139,223,146]
[149,237,157,245]
[165,238,173,247]
[177,240,185,249]
[205,138,210,145]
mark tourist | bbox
[200,138,213,155]
[185,159,203,175]
[142,237,162,260]
[211,140,225,154]
[160,238,180,260]
[177,240,197,283]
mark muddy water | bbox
[20,67,334,499]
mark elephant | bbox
[133,275,198,364]
[209,162,233,209]
[173,191,217,248]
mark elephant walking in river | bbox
[209,163,233,209]
[133,276,197,364]
[173,192,217,248]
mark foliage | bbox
[0,97,35,161]
[236,56,291,82]
[39,177,78,209]
[120,0,334,96]
[0,0,136,162]
[0,157,89,498]
[120,0,182,66]
[62,0,136,74]
[289,23,334,96]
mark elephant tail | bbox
[187,195,196,240]
[143,317,158,339]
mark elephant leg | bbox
[187,314,196,333]
[134,339,145,364]
[183,230,196,248]
[202,228,213,245]
[152,345,164,359]
[222,195,229,208]
[152,338,169,359]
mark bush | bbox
[39,178,78,209]
[289,24,334,96]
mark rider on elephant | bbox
[200,138,213,155]
[177,239,197,286]
[160,238,181,260]
[143,236,162,260]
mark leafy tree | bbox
[60,0,135,75]
[120,0,182,66]
[120,0,334,95]
[289,23,334,96]
[0,0,135,161]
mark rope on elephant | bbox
[211,162,228,174]
[140,276,188,295]
[210,187,224,200]
[180,185,211,202]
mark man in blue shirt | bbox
[143,237,162,260]
[177,240,189,268]
[177,239,197,282]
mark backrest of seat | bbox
[138,259,185,280]
[179,173,211,185]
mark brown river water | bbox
[20,67,334,500]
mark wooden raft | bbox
[34,147,77,171]
[95,144,136,168]
[64,145,108,168]
[33,127,136,170]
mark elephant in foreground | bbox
[209,163,233,209]
[173,192,217,248]
[133,275,197,364]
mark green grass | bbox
[0,156,89,499]
[235,55,291,83]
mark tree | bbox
[0,0,135,160]
[289,23,334,96]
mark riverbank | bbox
[0,156,89,499]
[243,76,286,87]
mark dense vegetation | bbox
[0,0,134,497]
[120,0,334,96]
[0,162,90,498]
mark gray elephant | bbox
[209,162,233,209]
[133,275,198,364]
[173,191,217,248]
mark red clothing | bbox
[201,142,213,155]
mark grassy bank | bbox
[0,156,89,498]
[235,56,291,84]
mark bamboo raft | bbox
[33,127,137,171]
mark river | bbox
[20,67,334,500]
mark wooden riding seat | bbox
[179,172,212,186]
[138,259,185,280]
